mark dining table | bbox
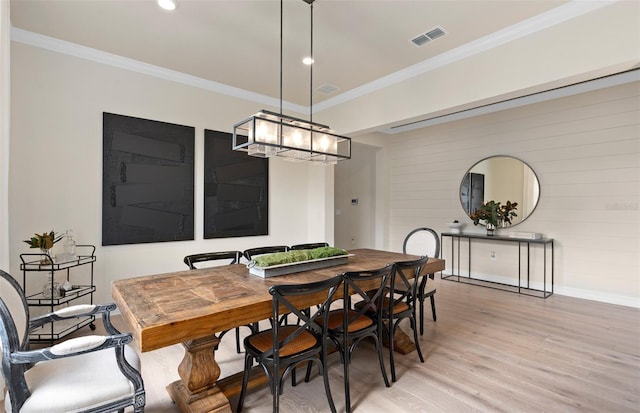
[112,248,445,413]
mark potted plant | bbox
[23,230,63,263]
[469,201,518,236]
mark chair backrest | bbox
[183,251,243,269]
[403,227,440,259]
[0,270,29,351]
[290,242,329,251]
[0,270,31,406]
[340,265,393,333]
[267,274,343,359]
[244,245,289,261]
[389,256,429,312]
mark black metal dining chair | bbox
[322,266,392,413]
[236,274,342,413]
[402,227,440,333]
[183,250,243,268]
[385,256,428,382]
[243,245,290,261]
[290,242,329,250]
[183,251,257,353]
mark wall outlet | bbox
[351,237,356,245]
[490,250,496,260]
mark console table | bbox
[441,232,554,298]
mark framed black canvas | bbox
[102,112,195,245]
[204,129,268,238]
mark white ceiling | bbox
[9,0,638,134]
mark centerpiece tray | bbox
[249,254,354,278]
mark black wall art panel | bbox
[102,112,195,245]
[204,129,268,238]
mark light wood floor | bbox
[17,277,640,413]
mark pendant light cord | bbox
[280,0,314,124]
[309,1,313,124]
[279,0,283,116]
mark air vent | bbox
[426,27,445,40]
[411,34,430,46]
[411,26,446,47]
[316,84,340,94]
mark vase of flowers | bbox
[469,200,518,236]
[23,230,63,264]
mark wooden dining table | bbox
[112,248,445,413]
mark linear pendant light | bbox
[232,0,351,164]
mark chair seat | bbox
[5,345,140,413]
[354,297,409,315]
[320,309,374,332]
[246,325,318,357]
[381,297,409,314]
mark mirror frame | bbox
[459,155,540,227]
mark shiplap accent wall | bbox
[387,82,639,307]
[0,0,10,270]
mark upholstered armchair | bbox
[0,269,145,413]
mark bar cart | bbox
[19,244,96,343]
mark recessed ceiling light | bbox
[157,0,177,11]
[302,57,314,65]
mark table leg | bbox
[379,321,416,354]
[392,329,417,354]
[166,335,232,413]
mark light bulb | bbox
[157,0,177,11]
[256,123,269,142]
[319,135,330,151]
[292,131,302,147]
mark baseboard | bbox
[553,286,640,308]
[439,271,639,308]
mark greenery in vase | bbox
[253,246,348,267]
[23,230,64,250]
[470,200,518,227]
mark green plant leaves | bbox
[23,230,64,249]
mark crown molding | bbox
[313,0,618,112]
[9,27,308,114]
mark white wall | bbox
[0,0,10,399]
[9,42,334,304]
[0,0,10,272]
[382,81,639,307]
[335,142,378,250]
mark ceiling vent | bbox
[411,26,446,47]
[316,84,340,94]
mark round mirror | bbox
[459,155,540,226]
